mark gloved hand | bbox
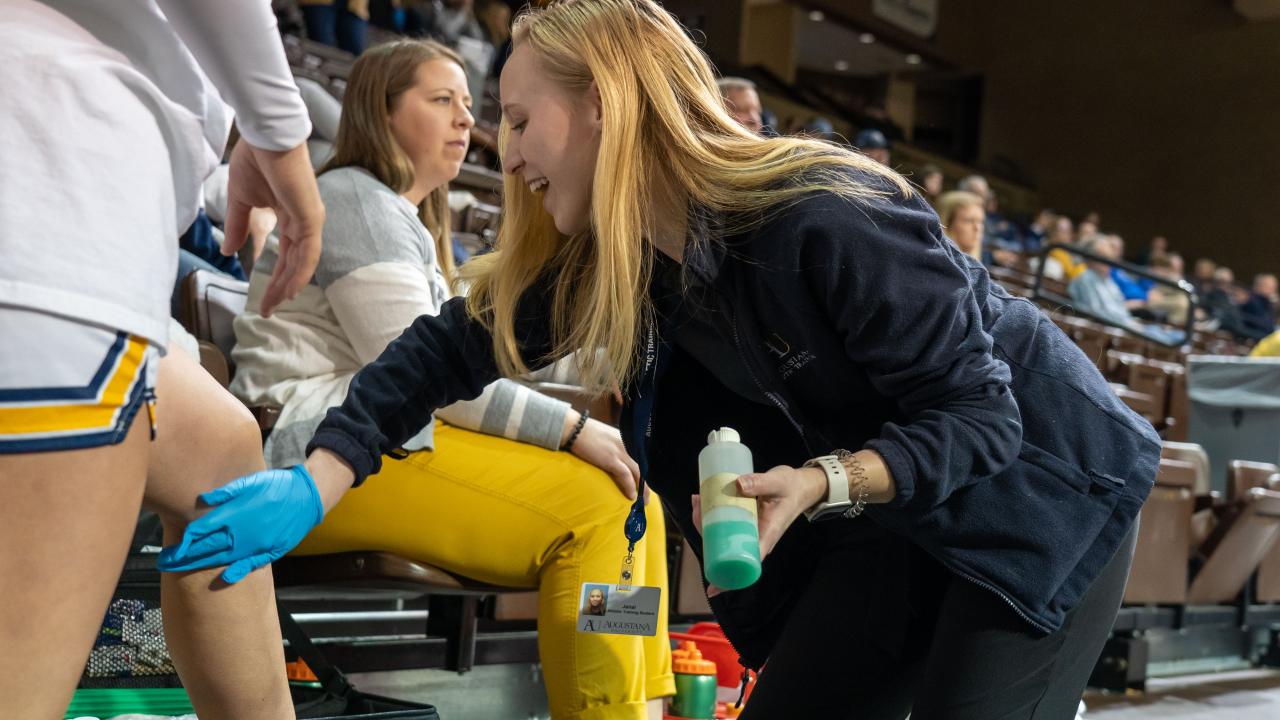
[157,464,323,584]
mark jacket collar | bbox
[680,203,731,287]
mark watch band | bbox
[803,455,853,521]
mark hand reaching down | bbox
[157,464,323,584]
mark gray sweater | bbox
[230,166,571,467]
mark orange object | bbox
[671,640,717,675]
[671,623,754,690]
[285,658,318,682]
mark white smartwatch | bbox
[803,455,853,521]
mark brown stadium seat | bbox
[1124,458,1196,605]
[1187,485,1280,604]
[178,270,249,383]
[1226,461,1280,603]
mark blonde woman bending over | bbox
[223,40,672,720]
[165,3,1159,719]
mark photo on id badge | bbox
[577,582,661,636]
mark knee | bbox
[153,402,264,531]
[197,399,264,477]
[220,402,265,465]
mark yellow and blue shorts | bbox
[0,306,159,454]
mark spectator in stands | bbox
[1069,235,1135,328]
[983,189,1024,254]
[794,116,837,143]
[433,0,487,44]
[1048,214,1075,245]
[1190,257,1218,297]
[853,128,891,165]
[299,0,369,55]
[168,4,1158,717]
[717,76,763,134]
[957,173,989,200]
[224,40,673,718]
[1044,217,1088,282]
[476,0,514,76]
[1024,207,1055,253]
[1107,235,1152,306]
[861,101,905,142]
[1077,219,1098,240]
[1083,210,1101,227]
[1203,266,1257,340]
[1,2,324,718]
[957,175,1014,254]
[937,190,986,261]
[1146,253,1192,327]
[1135,235,1168,266]
[919,163,944,205]
[1240,273,1279,339]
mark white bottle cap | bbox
[706,427,741,444]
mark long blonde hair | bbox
[465,0,912,390]
[321,40,462,284]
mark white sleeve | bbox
[325,263,570,450]
[158,0,311,151]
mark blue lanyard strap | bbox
[621,325,671,555]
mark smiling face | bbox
[588,588,604,607]
[499,43,603,236]
[387,57,474,194]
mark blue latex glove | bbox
[157,464,323,584]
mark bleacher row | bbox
[182,34,1279,689]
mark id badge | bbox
[577,582,662,637]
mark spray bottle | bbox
[697,428,761,591]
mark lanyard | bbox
[618,324,671,589]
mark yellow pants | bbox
[294,422,675,720]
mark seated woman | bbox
[1146,253,1192,327]
[1042,217,1087,282]
[938,191,1020,268]
[229,40,672,720]
[936,190,987,263]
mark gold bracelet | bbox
[832,449,870,518]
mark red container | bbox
[669,623,756,702]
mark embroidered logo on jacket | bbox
[764,333,816,380]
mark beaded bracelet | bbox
[560,409,590,452]
[833,448,870,519]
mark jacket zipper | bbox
[727,312,810,450]
[953,567,1051,634]
[710,613,763,708]
[723,309,786,706]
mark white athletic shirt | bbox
[0,0,310,347]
